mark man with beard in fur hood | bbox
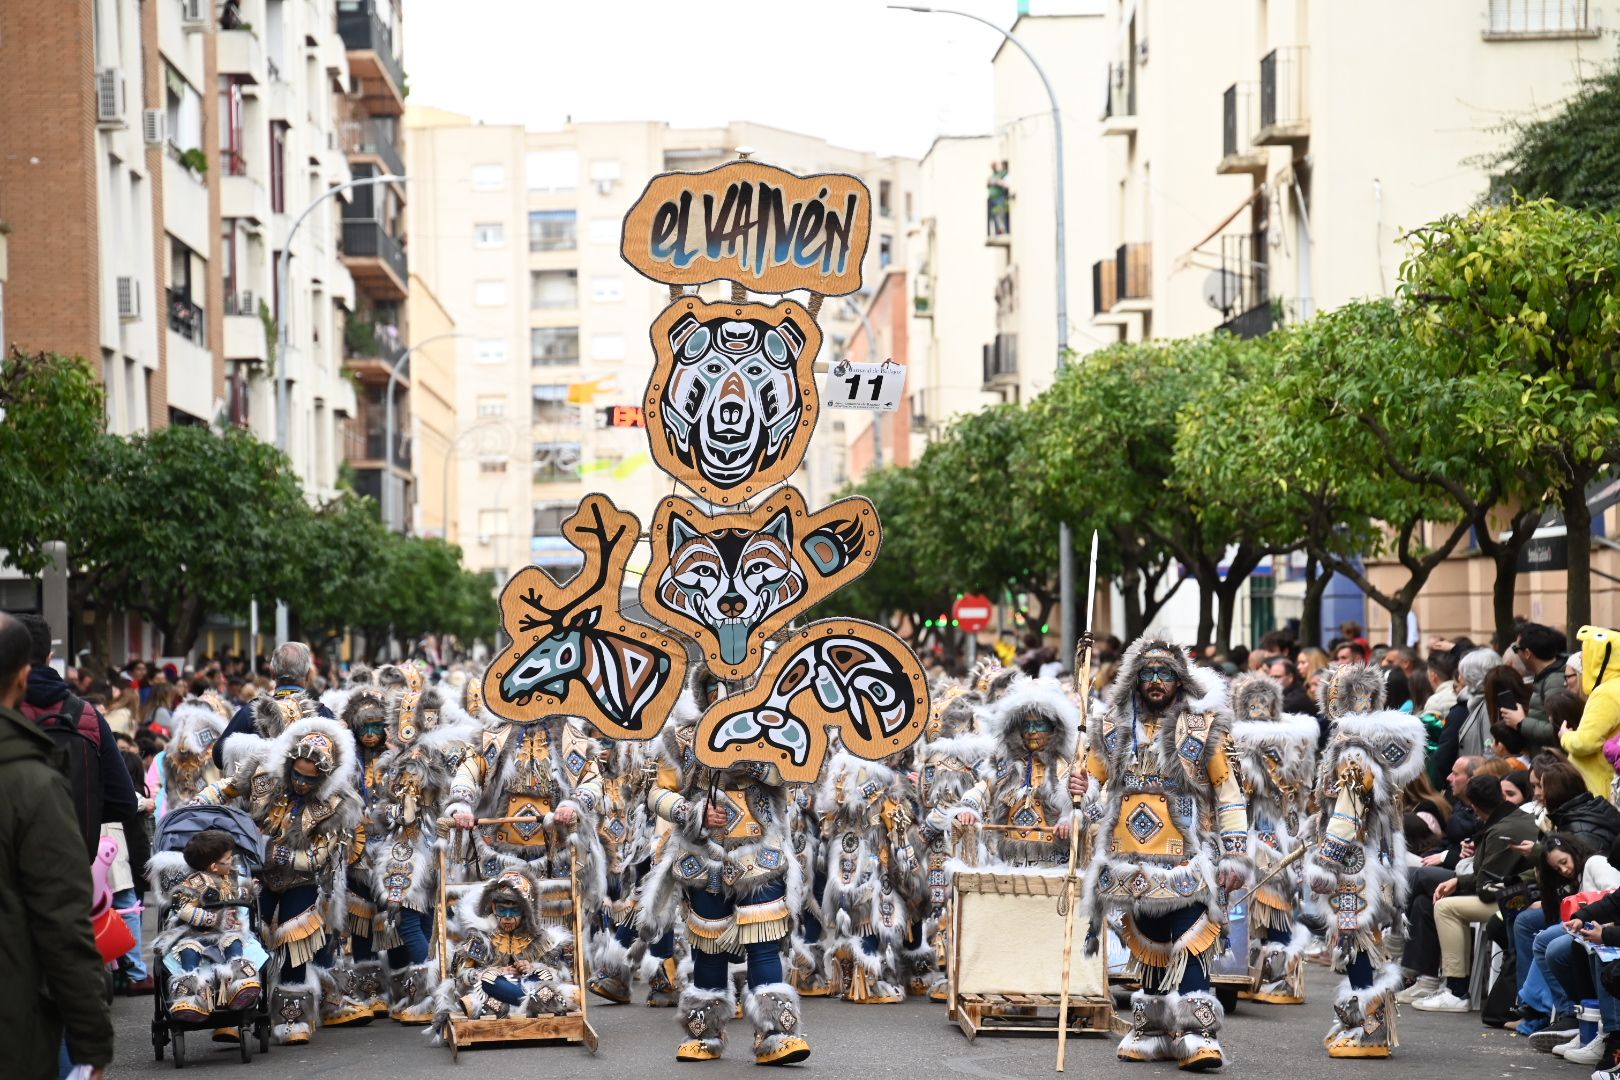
[364,686,480,1024]
[1079,637,1248,1072]
[436,866,579,1025]
[191,710,363,1044]
[1224,671,1319,1006]
[640,666,810,1066]
[1302,664,1425,1059]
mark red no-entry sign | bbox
[953,594,994,633]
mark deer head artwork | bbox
[693,619,930,784]
[641,487,881,681]
[485,494,688,741]
[642,298,822,506]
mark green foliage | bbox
[1484,49,1620,212]
[0,350,107,575]
[179,148,209,175]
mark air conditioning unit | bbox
[142,108,166,146]
[96,69,125,128]
[181,0,208,30]
[117,276,140,321]
[239,289,255,314]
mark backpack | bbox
[22,692,104,857]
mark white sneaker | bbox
[1411,990,1470,1013]
[1395,976,1441,1004]
[1556,1034,1591,1057]
[1566,1036,1608,1066]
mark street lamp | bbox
[888,4,1078,667]
[382,331,474,532]
[272,171,408,645]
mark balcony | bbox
[217,27,266,85]
[223,291,268,363]
[342,317,406,383]
[168,288,206,346]
[1212,233,1272,339]
[338,0,406,116]
[1114,242,1152,311]
[341,118,405,179]
[340,219,408,299]
[1101,61,1138,136]
[981,333,1018,392]
[1218,83,1267,176]
[221,167,270,225]
[1256,47,1310,145]
[1092,259,1118,316]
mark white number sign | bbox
[822,359,906,412]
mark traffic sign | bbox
[952,594,994,633]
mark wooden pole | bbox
[1056,634,1095,1070]
[435,846,450,982]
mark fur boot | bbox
[786,933,831,997]
[900,942,942,999]
[270,972,319,1045]
[220,955,263,1011]
[588,932,634,1005]
[645,951,683,1007]
[168,967,216,1022]
[676,985,732,1062]
[1170,990,1227,1071]
[1324,969,1400,1058]
[317,963,373,1027]
[389,962,438,1024]
[744,982,811,1066]
[1251,926,1309,1005]
[1118,989,1177,1063]
[350,958,388,1016]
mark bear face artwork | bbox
[642,488,880,680]
[643,299,822,505]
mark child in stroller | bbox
[155,829,269,1021]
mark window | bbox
[532,384,579,424]
[476,395,506,418]
[879,179,892,217]
[534,502,572,537]
[530,269,578,309]
[525,149,578,192]
[1487,0,1592,34]
[879,235,893,269]
[475,338,509,364]
[478,457,508,474]
[474,280,508,307]
[591,333,626,361]
[533,441,582,482]
[588,217,618,246]
[269,122,286,213]
[476,509,509,541]
[473,222,505,248]
[905,191,914,222]
[590,275,623,303]
[528,210,577,252]
[588,159,622,183]
[471,163,505,191]
[531,327,580,366]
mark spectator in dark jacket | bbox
[16,615,138,827]
[1515,622,1569,748]
[0,613,114,1079]
[1541,760,1620,851]
[212,640,334,768]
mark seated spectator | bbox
[1412,774,1540,1012]
[1502,770,1534,810]
[1542,890,1620,1069]
[1511,833,1614,1032]
[1540,760,1620,852]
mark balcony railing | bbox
[981,333,1018,388]
[1485,0,1598,38]
[362,428,412,469]
[1258,46,1309,142]
[343,317,403,361]
[168,288,206,344]
[1213,233,1271,339]
[337,1,406,99]
[1103,61,1136,120]
[1115,243,1151,303]
[340,219,408,285]
[341,118,405,178]
[1092,259,1118,315]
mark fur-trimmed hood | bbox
[167,702,226,757]
[986,678,1079,765]
[1105,636,1228,718]
[1322,664,1387,721]
[926,687,983,741]
[1229,672,1284,723]
[1230,712,1321,794]
[1318,709,1426,791]
[264,715,360,802]
[389,685,447,746]
[253,694,314,741]
[340,686,390,735]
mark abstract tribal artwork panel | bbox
[642,298,821,506]
[694,619,929,783]
[641,488,880,681]
[483,494,688,741]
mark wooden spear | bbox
[1057,530,1098,1072]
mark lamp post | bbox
[272,171,407,645]
[888,4,1078,667]
[382,331,473,533]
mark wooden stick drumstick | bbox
[1057,530,1098,1073]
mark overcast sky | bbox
[401,0,1092,159]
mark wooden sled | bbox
[947,870,1117,1041]
[436,825,600,1059]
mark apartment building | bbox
[407,111,914,579]
[405,273,458,544]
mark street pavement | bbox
[111,963,1556,1079]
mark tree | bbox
[822,464,954,647]
[281,494,394,652]
[0,349,106,574]
[1403,198,1620,630]
[1485,48,1620,212]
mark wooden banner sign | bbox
[694,619,929,783]
[643,297,821,505]
[642,488,880,681]
[621,161,872,296]
[484,494,687,741]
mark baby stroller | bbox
[149,803,271,1067]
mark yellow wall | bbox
[406,273,459,545]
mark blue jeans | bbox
[1514,905,1551,995]
[1527,923,1574,1017]
[114,886,147,981]
[388,908,433,967]
[1544,934,1620,1032]
[484,975,526,1005]
[686,882,787,991]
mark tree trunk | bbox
[1213,547,1265,654]
[1120,556,1144,639]
[1489,509,1542,650]
[1300,557,1331,648]
[1194,572,1216,652]
[165,594,208,658]
[1383,599,1412,648]
[1562,472,1594,632]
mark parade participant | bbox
[1080,637,1247,1071]
[214,640,332,768]
[640,670,810,1065]
[1225,671,1319,1005]
[938,677,1083,870]
[192,709,363,1044]
[161,702,227,809]
[1303,664,1425,1059]
[367,686,479,1024]
[438,867,579,1023]
[815,739,928,1004]
[912,687,990,1000]
[332,685,393,1024]
[152,829,269,1021]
